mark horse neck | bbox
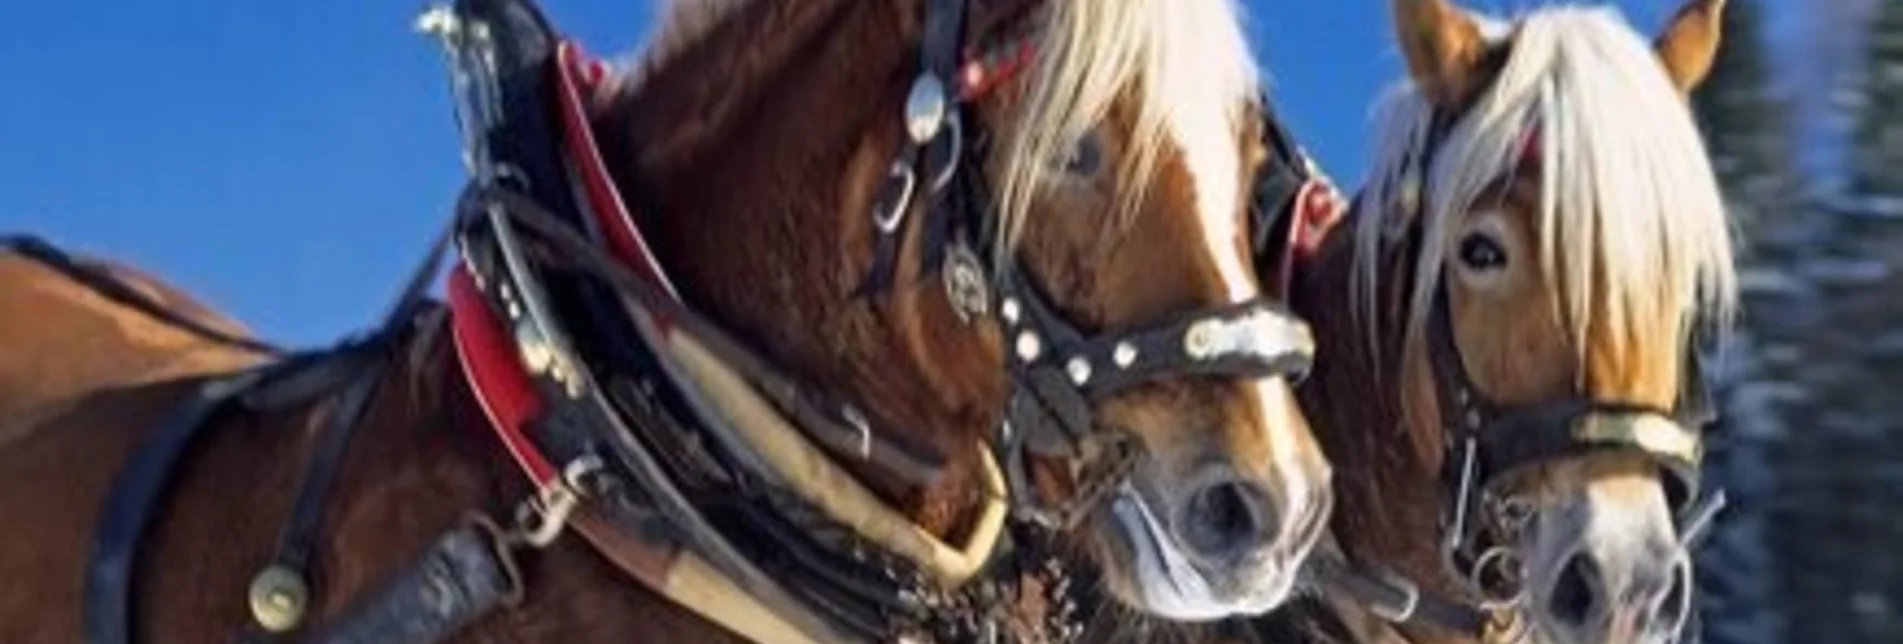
[592,0,1005,541]
[1293,220,1473,622]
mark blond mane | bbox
[616,0,1265,287]
[994,0,1261,262]
[1353,6,1738,379]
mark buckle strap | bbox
[305,516,525,644]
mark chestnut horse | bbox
[0,0,1334,641]
[1248,1,1738,643]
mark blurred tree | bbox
[1684,1,1796,642]
[1758,0,1903,641]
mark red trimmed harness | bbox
[447,38,1038,503]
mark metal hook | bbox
[926,114,964,193]
[874,160,918,234]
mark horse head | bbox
[1292,0,1736,641]
[591,0,1333,626]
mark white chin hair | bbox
[1108,485,1293,621]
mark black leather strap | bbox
[244,344,393,642]
[83,365,280,644]
[859,0,970,296]
[305,519,523,644]
[1248,97,1312,258]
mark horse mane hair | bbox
[991,0,1261,264]
[610,0,1265,268]
[1350,5,1738,383]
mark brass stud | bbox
[1184,320,1217,359]
[247,564,310,633]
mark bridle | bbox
[1310,71,1729,641]
[861,0,1318,537]
[163,0,1308,642]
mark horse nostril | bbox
[1548,550,1603,627]
[1179,478,1277,566]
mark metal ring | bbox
[1468,546,1528,610]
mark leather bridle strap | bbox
[860,0,972,296]
[990,255,1317,530]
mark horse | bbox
[0,0,1337,640]
[1245,1,1739,642]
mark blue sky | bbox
[1,0,1754,346]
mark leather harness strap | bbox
[303,517,525,644]
[82,366,278,644]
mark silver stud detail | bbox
[1066,358,1092,385]
[904,74,949,144]
[1016,332,1042,361]
[1001,298,1022,325]
[1184,320,1217,359]
[516,325,554,375]
[1112,342,1138,368]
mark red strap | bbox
[553,42,681,301]
[957,39,1036,101]
[1293,177,1346,257]
[1518,124,1543,168]
[448,266,560,485]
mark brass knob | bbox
[247,564,310,633]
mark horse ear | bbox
[1655,0,1726,96]
[1390,0,1487,106]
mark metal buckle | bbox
[874,160,918,234]
[1366,566,1423,623]
[510,456,604,548]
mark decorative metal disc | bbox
[942,242,990,324]
[247,564,310,633]
[906,74,949,144]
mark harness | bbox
[1296,86,1728,641]
[73,0,1319,642]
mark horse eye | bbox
[1457,233,1508,271]
[1060,133,1103,176]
